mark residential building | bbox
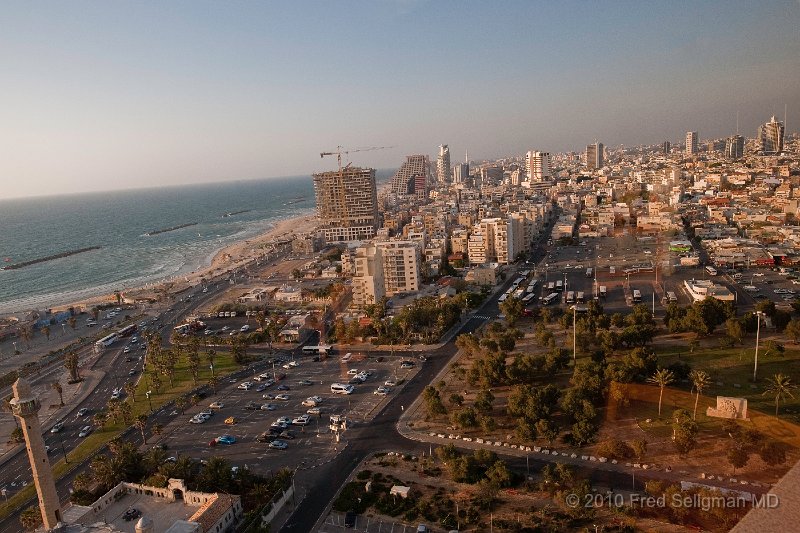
[351,241,422,307]
[453,162,469,184]
[526,150,551,180]
[725,135,744,159]
[313,167,378,242]
[389,155,430,195]
[686,131,699,156]
[437,144,451,183]
[352,244,385,307]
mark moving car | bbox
[238,381,253,390]
[77,408,89,417]
[78,425,92,437]
[50,422,64,433]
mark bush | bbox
[596,439,634,460]
[356,470,372,480]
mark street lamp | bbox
[570,305,577,362]
[146,390,153,412]
[753,311,764,381]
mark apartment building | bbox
[351,241,422,307]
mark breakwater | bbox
[145,222,198,236]
[0,246,102,271]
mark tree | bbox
[423,386,447,417]
[135,414,148,445]
[474,389,494,413]
[759,441,787,467]
[152,423,163,439]
[68,316,77,330]
[727,445,749,474]
[175,396,188,414]
[647,368,675,417]
[690,369,712,420]
[499,296,524,326]
[124,382,136,403]
[450,407,478,429]
[64,351,80,382]
[41,325,51,341]
[672,409,698,455]
[535,418,559,445]
[448,393,464,407]
[725,318,745,345]
[52,381,64,406]
[611,313,625,328]
[787,318,800,343]
[631,438,648,460]
[763,373,796,417]
[20,506,42,531]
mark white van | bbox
[330,383,354,395]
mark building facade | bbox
[585,142,604,170]
[758,115,785,154]
[437,144,451,184]
[686,131,698,156]
[389,155,430,195]
[526,151,551,180]
[725,135,744,159]
[313,167,378,242]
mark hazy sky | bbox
[2,1,799,199]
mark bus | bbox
[576,291,585,303]
[666,291,678,303]
[520,270,531,277]
[527,280,540,294]
[609,266,616,275]
[556,280,563,292]
[330,383,354,395]
[586,268,593,278]
[94,333,119,353]
[117,324,137,338]
[705,266,718,276]
[513,289,525,299]
[599,285,607,298]
[632,289,642,303]
[514,277,526,285]
[498,293,509,303]
[302,345,333,355]
[547,281,555,291]
[566,291,575,303]
[522,293,536,302]
[543,293,559,305]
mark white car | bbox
[292,414,310,426]
[276,416,292,425]
[288,360,299,368]
[374,386,391,396]
[190,415,206,424]
[306,407,321,415]
[384,378,397,387]
[78,425,92,438]
[238,382,253,390]
[347,369,359,375]
[275,394,290,401]
[341,353,352,362]
[209,401,224,409]
[240,325,250,332]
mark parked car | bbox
[215,434,236,445]
[261,403,277,411]
[275,394,290,401]
[122,508,142,521]
[224,416,237,425]
[269,439,288,450]
[306,407,321,415]
[292,414,310,426]
[209,401,224,409]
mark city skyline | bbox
[2,0,799,199]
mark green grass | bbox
[0,350,240,522]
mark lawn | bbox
[0,349,240,522]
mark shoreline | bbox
[1,211,318,316]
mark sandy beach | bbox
[51,213,319,313]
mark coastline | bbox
[6,212,318,316]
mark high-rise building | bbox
[453,162,469,184]
[758,115,785,154]
[389,155,430,195]
[585,142,604,170]
[352,241,421,307]
[467,217,524,265]
[437,144,451,183]
[526,151,551,180]
[313,167,378,242]
[662,141,671,155]
[685,131,698,156]
[725,135,745,159]
[11,378,62,529]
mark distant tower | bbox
[758,115,785,154]
[525,151,551,180]
[685,131,698,156]
[11,378,62,529]
[662,141,671,155]
[437,145,451,184]
[726,135,744,159]
[585,142,604,170]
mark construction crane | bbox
[320,145,392,170]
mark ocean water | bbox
[0,171,391,314]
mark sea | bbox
[0,170,393,314]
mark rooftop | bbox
[84,490,200,533]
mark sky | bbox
[1,0,799,199]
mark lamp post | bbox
[570,305,577,362]
[753,311,764,382]
[146,390,153,413]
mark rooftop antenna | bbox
[736,110,739,135]
[465,149,468,164]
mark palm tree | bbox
[52,381,64,407]
[648,368,675,417]
[763,373,797,417]
[175,396,187,414]
[690,370,712,420]
[209,376,218,395]
[67,317,77,331]
[135,414,148,445]
[152,422,163,439]
[41,325,51,341]
[64,351,80,382]
[124,382,136,403]
[19,326,32,349]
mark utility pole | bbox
[754,311,763,381]
[572,306,577,362]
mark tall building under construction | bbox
[313,167,378,242]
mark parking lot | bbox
[156,352,420,475]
